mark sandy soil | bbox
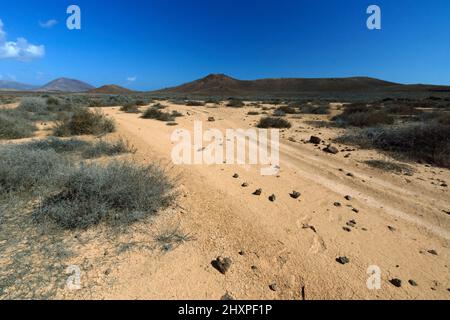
[58,102,449,300]
[2,102,448,300]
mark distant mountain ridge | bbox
[153,74,450,96]
[0,80,38,91]
[39,78,95,93]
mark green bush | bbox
[81,138,136,159]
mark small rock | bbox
[343,227,352,232]
[221,293,235,300]
[324,145,339,154]
[233,173,239,178]
[241,182,249,188]
[251,266,258,272]
[347,220,357,228]
[346,173,354,177]
[212,256,232,275]
[427,250,438,256]
[309,136,322,144]
[290,191,301,199]
[269,194,276,202]
[352,208,360,213]
[408,280,418,287]
[269,283,278,291]
[208,117,216,122]
[253,189,262,196]
[388,226,396,232]
[336,256,350,265]
[334,202,342,207]
[238,251,245,256]
[389,278,402,288]
[344,195,353,201]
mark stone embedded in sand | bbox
[347,220,357,228]
[324,145,339,154]
[309,136,322,144]
[334,202,342,207]
[221,293,235,300]
[290,191,301,199]
[212,256,232,275]
[208,117,216,122]
[269,283,278,291]
[241,182,249,188]
[343,227,352,232]
[352,208,360,213]
[233,173,239,178]
[389,279,402,288]
[408,280,418,287]
[388,226,396,232]
[336,256,350,265]
[345,195,353,201]
[253,189,262,196]
[427,249,438,256]
[269,194,276,202]
[346,172,355,178]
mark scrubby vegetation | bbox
[0,109,37,139]
[34,161,175,229]
[53,108,116,136]
[227,98,245,108]
[298,104,330,115]
[186,100,205,106]
[257,117,292,129]
[364,159,415,175]
[120,103,141,113]
[142,107,183,122]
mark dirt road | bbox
[84,104,449,300]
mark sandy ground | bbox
[2,102,449,300]
[59,102,449,300]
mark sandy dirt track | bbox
[64,103,449,300]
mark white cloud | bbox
[39,19,58,29]
[127,76,137,82]
[0,19,45,61]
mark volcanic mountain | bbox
[89,85,134,94]
[39,78,95,93]
[153,74,450,97]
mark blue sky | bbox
[0,0,449,90]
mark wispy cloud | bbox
[127,76,137,82]
[39,19,58,29]
[0,19,45,61]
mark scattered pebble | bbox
[346,173,355,178]
[309,136,321,144]
[334,202,342,207]
[324,145,339,154]
[389,278,402,288]
[253,189,262,196]
[345,195,353,201]
[269,283,278,291]
[269,194,276,202]
[241,182,249,188]
[352,208,360,213]
[290,191,301,199]
[408,280,418,287]
[336,256,350,265]
[211,256,232,275]
[221,293,235,300]
[343,227,352,232]
[208,117,216,122]
[233,173,239,178]
[427,250,438,256]
[388,226,396,232]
